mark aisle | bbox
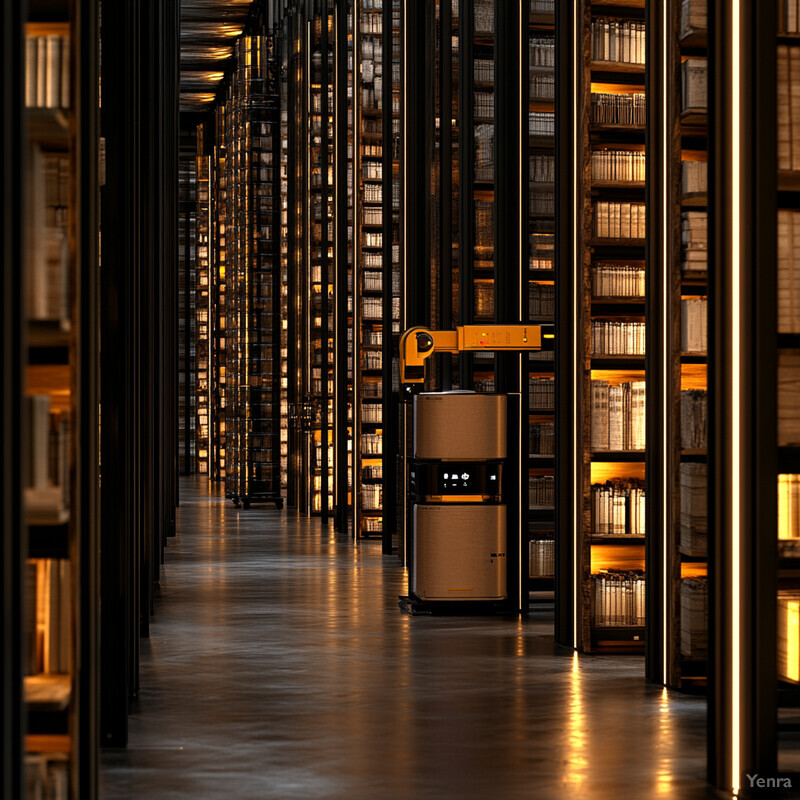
[100,478,714,800]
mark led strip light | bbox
[662,0,669,686]
[731,0,742,792]
[573,0,580,649]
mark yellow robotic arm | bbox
[399,324,545,386]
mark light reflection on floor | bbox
[100,477,717,800]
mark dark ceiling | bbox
[180,0,256,112]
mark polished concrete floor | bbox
[100,477,719,800]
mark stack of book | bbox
[591,479,646,536]
[363,271,382,291]
[680,463,707,557]
[592,263,645,297]
[680,0,707,37]
[529,283,554,318]
[361,433,382,455]
[591,319,646,355]
[591,18,646,65]
[778,210,800,333]
[25,33,70,108]
[681,160,707,194]
[680,297,707,352]
[530,73,554,103]
[681,57,707,113]
[363,463,383,479]
[529,538,555,578]
[593,201,646,239]
[592,570,646,626]
[590,92,646,126]
[529,475,555,508]
[681,577,708,659]
[779,350,800,446]
[361,404,382,424]
[591,148,646,183]
[590,380,646,451]
[529,422,555,455]
[530,34,555,68]
[529,376,555,409]
[681,211,707,272]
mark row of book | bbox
[530,422,555,456]
[474,0,494,34]
[24,396,69,522]
[475,59,494,83]
[681,297,708,353]
[25,34,71,109]
[361,404,382,424]
[778,210,800,334]
[591,320,645,356]
[779,45,800,173]
[591,149,646,183]
[594,201,647,240]
[530,74,554,103]
[681,160,707,195]
[529,538,555,579]
[590,380,646,452]
[682,58,707,113]
[782,0,800,33]
[530,35,555,68]
[27,147,70,324]
[530,154,554,184]
[682,211,707,272]
[362,485,382,511]
[681,389,708,450]
[474,92,494,119]
[681,577,708,659]
[530,188,554,217]
[529,376,555,409]
[779,350,800,447]
[680,463,707,557]
[779,591,800,682]
[591,92,646,126]
[25,754,68,800]
[592,263,645,298]
[529,283,555,318]
[362,351,382,370]
[25,560,71,675]
[475,124,494,181]
[592,480,646,536]
[591,18,646,66]
[779,474,800,541]
[530,112,555,136]
[363,463,383,479]
[529,475,555,508]
[592,570,646,627]
[361,433,382,455]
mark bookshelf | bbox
[18,1,100,795]
[222,35,283,509]
[646,0,708,690]
[561,0,648,652]
[354,0,389,539]
[210,104,229,481]
[280,35,290,494]
[525,0,557,598]
[309,6,335,519]
[195,125,211,477]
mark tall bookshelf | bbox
[566,0,648,652]
[646,0,708,689]
[279,32,290,494]
[21,0,99,795]
[354,0,388,538]
[525,0,557,599]
[195,126,211,477]
[308,5,335,518]
[223,34,283,509]
[210,104,229,482]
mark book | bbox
[592,570,646,627]
[681,577,708,659]
[681,160,707,194]
[592,380,646,451]
[681,389,708,449]
[680,463,707,556]
[592,479,646,535]
[680,0,707,37]
[681,58,707,113]
[529,538,555,578]
[680,297,707,353]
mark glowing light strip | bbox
[731,0,742,792]
[573,0,580,649]
[662,0,669,686]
